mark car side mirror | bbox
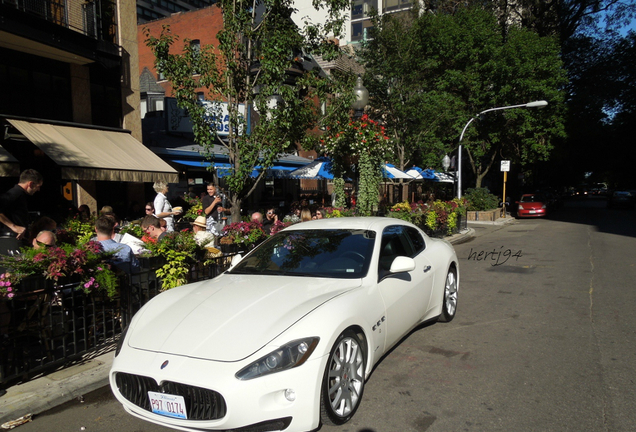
[389,256,416,274]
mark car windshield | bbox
[520,195,544,202]
[228,229,376,279]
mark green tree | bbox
[145,0,349,222]
[359,8,461,173]
[360,6,567,188]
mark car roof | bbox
[283,216,414,232]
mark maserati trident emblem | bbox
[161,360,169,369]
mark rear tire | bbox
[438,267,458,322]
[320,330,366,426]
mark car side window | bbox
[405,227,425,255]
[378,226,415,275]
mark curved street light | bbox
[456,100,548,199]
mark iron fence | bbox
[0,254,234,388]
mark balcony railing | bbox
[1,0,118,43]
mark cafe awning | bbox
[6,119,179,183]
[0,145,20,177]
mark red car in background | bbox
[516,194,548,218]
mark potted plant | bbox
[221,221,267,252]
[140,230,202,290]
[0,241,119,299]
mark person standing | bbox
[0,169,43,254]
[202,183,225,235]
[261,207,278,235]
[153,182,180,233]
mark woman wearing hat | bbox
[192,215,214,246]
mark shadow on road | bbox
[540,196,636,239]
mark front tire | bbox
[320,330,366,426]
[438,267,458,322]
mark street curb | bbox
[0,351,114,425]
[446,228,475,245]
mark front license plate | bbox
[529,210,536,214]
[148,391,188,420]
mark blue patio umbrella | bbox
[383,164,415,180]
[288,157,335,180]
[405,166,437,180]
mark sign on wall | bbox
[165,97,245,136]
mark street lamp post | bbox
[456,100,548,199]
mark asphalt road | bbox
[16,197,636,432]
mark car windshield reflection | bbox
[520,195,544,202]
[228,229,376,279]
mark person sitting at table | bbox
[144,202,155,216]
[301,207,312,222]
[95,215,140,274]
[32,230,56,249]
[141,215,166,241]
[251,212,263,224]
[191,216,214,246]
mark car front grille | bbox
[114,372,227,421]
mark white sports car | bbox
[110,217,459,432]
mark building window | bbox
[352,0,377,20]
[197,92,205,101]
[351,20,373,42]
[191,39,201,75]
[383,0,412,13]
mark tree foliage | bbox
[360,6,567,188]
[145,0,350,221]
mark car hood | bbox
[127,274,361,361]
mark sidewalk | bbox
[0,350,114,426]
[0,223,490,426]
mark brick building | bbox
[137,6,325,213]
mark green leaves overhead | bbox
[360,5,567,188]
[145,0,349,220]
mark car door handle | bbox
[423,265,431,273]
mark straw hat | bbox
[192,216,207,228]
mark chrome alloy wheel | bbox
[444,269,458,318]
[438,267,459,323]
[326,335,365,418]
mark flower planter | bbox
[423,227,446,238]
[467,209,500,222]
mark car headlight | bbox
[236,337,319,380]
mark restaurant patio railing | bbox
[0,254,235,388]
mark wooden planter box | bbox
[467,209,500,222]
